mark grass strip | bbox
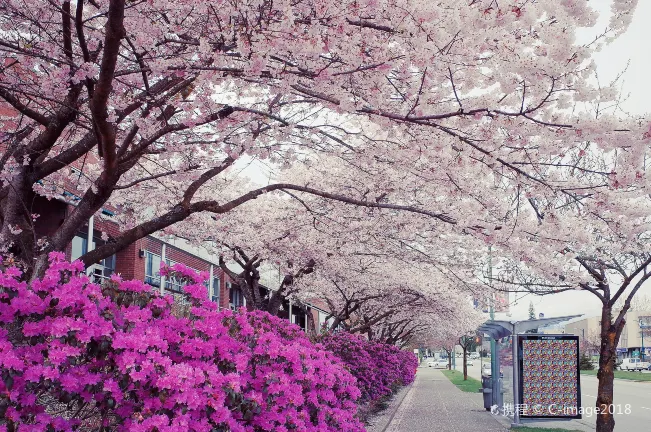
[580,369,651,381]
[440,369,482,393]
[511,428,584,432]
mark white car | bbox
[618,358,650,371]
[466,358,474,366]
[427,359,448,368]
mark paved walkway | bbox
[382,367,508,432]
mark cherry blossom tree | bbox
[0,0,642,284]
[483,143,651,432]
[166,191,485,344]
[458,332,479,381]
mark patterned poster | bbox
[519,337,580,418]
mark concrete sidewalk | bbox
[381,366,508,432]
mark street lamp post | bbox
[488,246,499,409]
[640,319,649,362]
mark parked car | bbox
[433,358,449,369]
[466,358,474,366]
[469,352,480,359]
[618,358,650,371]
[481,363,504,378]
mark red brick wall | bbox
[143,238,162,256]
[141,237,228,309]
[93,216,121,239]
[115,238,144,281]
[166,247,210,272]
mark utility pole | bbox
[489,246,499,408]
[640,319,649,362]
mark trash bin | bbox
[481,376,492,411]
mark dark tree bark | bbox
[442,346,453,370]
[458,333,478,381]
[595,305,626,432]
[219,247,315,316]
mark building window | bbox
[229,282,243,310]
[72,232,116,284]
[90,254,116,284]
[165,259,184,293]
[144,251,162,287]
[293,312,306,330]
[71,235,87,261]
[144,250,196,293]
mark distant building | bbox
[563,313,651,360]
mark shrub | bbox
[579,353,595,370]
[316,332,417,404]
[0,253,364,432]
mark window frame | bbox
[72,232,116,284]
[144,251,162,287]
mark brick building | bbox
[52,202,332,332]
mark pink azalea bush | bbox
[0,253,364,431]
[316,332,418,405]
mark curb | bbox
[379,382,414,432]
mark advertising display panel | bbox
[517,334,581,419]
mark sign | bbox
[539,313,545,319]
[517,334,581,419]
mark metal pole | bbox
[489,246,499,408]
[160,243,166,296]
[209,264,214,300]
[640,320,649,362]
[640,330,644,361]
[512,329,521,427]
[85,215,94,277]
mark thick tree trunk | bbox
[463,348,468,380]
[1,168,37,269]
[595,308,620,432]
[267,290,284,316]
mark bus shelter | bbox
[478,315,582,427]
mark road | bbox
[444,359,651,431]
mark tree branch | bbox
[90,0,126,169]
